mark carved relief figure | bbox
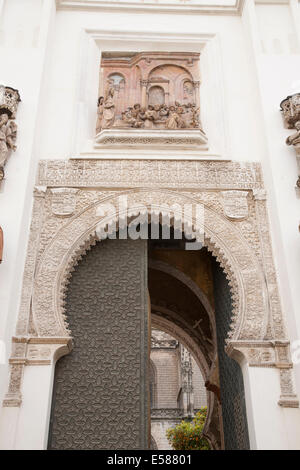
[281,94,300,188]
[286,121,300,148]
[95,96,104,134]
[108,73,125,117]
[142,105,156,129]
[183,80,195,103]
[131,103,144,128]
[166,106,180,129]
[119,104,144,128]
[0,113,17,179]
[102,81,115,129]
[159,105,169,121]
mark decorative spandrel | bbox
[96,52,205,140]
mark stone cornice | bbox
[56,0,245,16]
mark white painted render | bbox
[0,0,299,449]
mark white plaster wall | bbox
[242,364,300,450]
[36,8,265,161]
[0,0,56,406]
[0,0,300,450]
[242,0,300,405]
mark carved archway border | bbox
[31,189,269,343]
[5,160,297,408]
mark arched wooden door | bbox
[48,238,149,450]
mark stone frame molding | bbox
[3,158,298,410]
[56,0,245,16]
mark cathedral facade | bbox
[0,0,300,450]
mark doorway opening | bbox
[48,226,250,450]
[150,328,207,450]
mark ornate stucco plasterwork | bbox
[95,129,208,150]
[3,336,72,407]
[50,188,79,217]
[221,190,249,220]
[37,159,263,189]
[3,158,296,409]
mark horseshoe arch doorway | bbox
[47,229,250,450]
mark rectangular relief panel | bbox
[48,238,149,450]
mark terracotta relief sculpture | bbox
[0,86,21,181]
[96,96,104,134]
[96,52,204,134]
[102,79,116,129]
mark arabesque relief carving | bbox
[2,158,298,409]
[0,86,20,182]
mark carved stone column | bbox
[180,345,194,418]
[140,80,148,109]
[193,80,200,106]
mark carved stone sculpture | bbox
[281,94,300,188]
[286,122,300,187]
[280,93,300,129]
[95,96,104,134]
[286,121,300,152]
[0,114,17,179]
[0,86,20,181]
[110,102,203,131]
[102,81,116,130]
